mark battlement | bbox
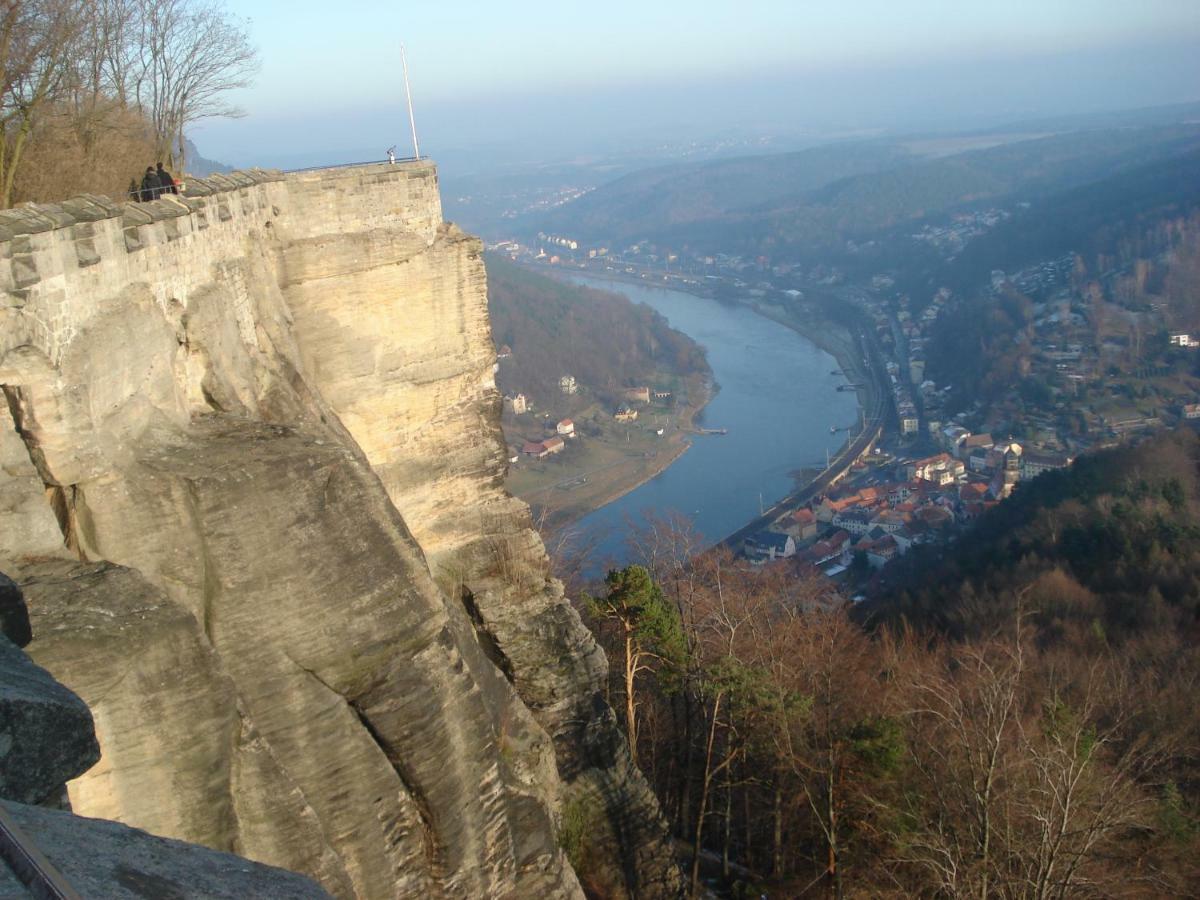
[0,160,442,365]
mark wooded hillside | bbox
[528,124,1200,266]
[487,255,708,416]
[569,434,1200,897]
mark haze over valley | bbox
[2,2,1200,898]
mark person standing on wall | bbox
[387,146,396,164]
[139,166,159,201]
[156,162,178,195]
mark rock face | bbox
[0,164,681,898]
[0,801,331,900]
[0,574,331,899]
[0,633,98,806]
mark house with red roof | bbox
[788,508,819,541]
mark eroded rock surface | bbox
[0,633,98,806]
[0,800,331,899]
[0,164,681,898]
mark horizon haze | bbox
[193,1,1200,174]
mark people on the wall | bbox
[133,162,181,201]
[138,166,159,201]
[156,162,178,195]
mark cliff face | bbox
[0,164,680,898]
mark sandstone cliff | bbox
[0,574,331,898]
[0,164,681,898]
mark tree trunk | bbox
[624,628,638,764]
[772,783,783,876]
[679,688,696,835]
[690,693,722,898]
[743,786,753,875]
[827,748,841,899]
[721,774,732,880]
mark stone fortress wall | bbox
[0,163,441,362]
[0,163,682,898]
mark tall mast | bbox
[401,44,420,159]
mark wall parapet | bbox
[0,169,283,243]
[0,161,442,365]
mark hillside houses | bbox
[906,453,965,485]
[752,450,1028,583]
[521,435,566,459]
[1020,449,1072,479]
[743,531,796,561]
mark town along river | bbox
[561,275,859,571]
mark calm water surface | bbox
[563,275,858,569]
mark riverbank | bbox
[540,265,872,430]
[508,371,714,531]
[515,265,875,542]
[742,296,875,437]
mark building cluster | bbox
[518,418,577,460]
[857,287,953,438]
[743,429,1072,579]
[989,253,1076,297]
[502,370,673,464]
[910,208,1010,258]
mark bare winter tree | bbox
[0,0,85,205]
[130,0,257,170]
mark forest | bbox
[486,255,709,416]
[565,432,1200,898]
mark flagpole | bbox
[401,44,420,159]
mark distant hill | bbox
[528,124,1200,264]
[941,147,1200,290]
[184,138,233,177]
[523,141,911,247]
[486,255,708,416]
[970,99,1200,137]
[914,149,1200,406]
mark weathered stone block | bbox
[9,257,38,290]
[121,206,153,228]
[0,635,99,805]
[0,801,332,899]
[122,226,143,253]
[0,573,29,646]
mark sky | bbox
[192,0,1200,171]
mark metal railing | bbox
[283,155,427,174]
[0,802,82,900]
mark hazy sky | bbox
[192,0,1200,169]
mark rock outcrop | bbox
[0,164,681,897]
[0,573,331,898]
[0,634,98,807]
[1,801,331,900]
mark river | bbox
[563,275,860,569]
